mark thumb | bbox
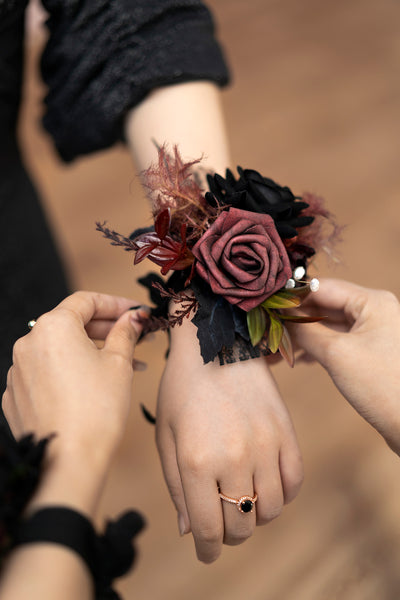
[290,321,339,369]
[103,307,149,361]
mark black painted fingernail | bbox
[129,305,142,311]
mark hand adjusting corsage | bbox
[97,145,341,366]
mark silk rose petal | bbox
[192,208,292,311]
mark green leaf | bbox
[278,314,326,323]
[261,293,301,309]
[267,313,283,353]
[247,306,267,346]
[278,324,295,367]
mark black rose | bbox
[206,167,314,239]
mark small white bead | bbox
[285,278,295,289]
[310,278,320,292]
[293,266,306,281]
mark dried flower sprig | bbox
[143,145,222,242]
[95,222,138,252]
[136,284,199,335]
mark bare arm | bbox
[123,82,303,563]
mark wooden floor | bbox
[20,0,400,598]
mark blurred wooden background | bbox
[20,0,400,598]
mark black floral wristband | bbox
[97,145,342,367]
[14,507,145,600]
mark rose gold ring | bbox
[219,491,258,514]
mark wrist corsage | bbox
[97,146,341,366]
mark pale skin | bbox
[1,283,400,597]
[0,292,146,600]
[125,81,304,563]
[291,278,400,454]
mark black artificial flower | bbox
[206,167,314,239]
[0,430,50,562]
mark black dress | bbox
[0,0,229,396]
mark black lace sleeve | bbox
[40,0,230,162]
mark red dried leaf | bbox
[134,243,158,264]
[155,208,171,239]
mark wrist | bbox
[26,444,111,518]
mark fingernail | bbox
[129,305,142,311]
[178,513,188,536]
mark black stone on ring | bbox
[219,492,258,514]
[240,499,254,513]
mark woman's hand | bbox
[156,318,303,564]
[2,291,147,514]
[291,278,400,453]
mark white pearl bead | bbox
[293,266,306,281]
[285,278,295,289]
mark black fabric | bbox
[40,0,230,162]
[0,150,70,398]
[14,506,145,599]
[15,507,98,572]
[0,430,50,564]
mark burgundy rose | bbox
[192,207,292,312]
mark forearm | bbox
[124,81,231,174]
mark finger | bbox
[178,456,224,563]
[155,425,191,535]
[290,321,338,367]
[218,474,256,545]
[278,435,304,505]
[57,291,140,327]
[301,279,368,321]
[103,309,148,361]
[86,321,156,342]
[85,319,117,340]
[253,455,284,526]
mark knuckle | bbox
[224,526,253,546]
[378,290,399,310]
[180,450,213,475]
[221,442,250,469]
[256,503,283,525]
[2,391,10,415]
[6,367,13,388]
[34,310,59,332]
[71,289,90,302]
[12,337,25,362]
[196,526,223,548]
[283,453,304,504]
